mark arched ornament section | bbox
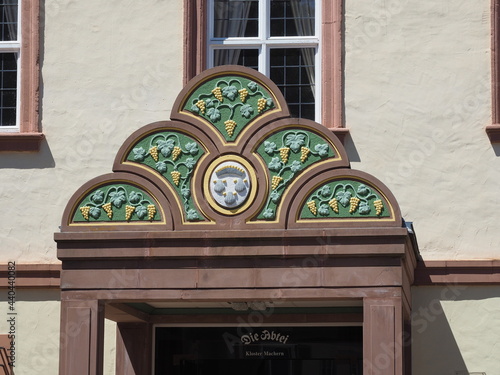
[60,172,172,232]
[112,121,219,226]
[171,65,290,148]
[286,170,401,229]
[60,65,403,232]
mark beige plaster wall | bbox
[0,290,60,373]
[0,0,184,263]
[412,286,500,374]
[0,289,115,375]
[0,1,497,263]
[0,290,116,374]
[345,0,499,260]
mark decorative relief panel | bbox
[73,183,161,223]
[299,179,389,220]
[182,75,278,141]
[61,66,402,232]
[124,130,205,222]
[253,128,337,220]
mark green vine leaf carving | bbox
[157,139,175,157]
[90,190,104,204]
[290,160,302,173]
[184,158,196,169]
[269,157,282,172]
[264,141,277,154]
[248,81,258,91]
[285,133,306,152]
[136,205,148,219]
[156,161,168,173]
[125,130,205,222]
[263,208,275,219]
[186,209,199,221]
[357,184,370,197]
[240,104,254,118]
[314,143,329,156]
[254,129,336,221]
[222,85,238,100]
[89,207,101,219]
[207,107,221,122]
[110,191,127,208]
[181,188,191,199]
[132,147,147,161]
[336,190,352,207]
[318,204,330,216]
[358,201,371,215]
[299,179,389,219]
[74,184,161,223]
[319,185,331,198]
[184,76,276,141]
[185,142,199,155]
[129,191,141,204]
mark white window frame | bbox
[0,2,21,131]
[207,0,322,121]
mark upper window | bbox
[184,0,343,134]
[0,0,20,130]
[0,0,42,152]
[207,0,320,121]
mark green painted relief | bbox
[184,76,275,141]
[126,131,205,222]
[254,129,335,220]
[299,180,388,219]
[74,184,160,223]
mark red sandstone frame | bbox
[489,0,500,142]
[0,0,43,152]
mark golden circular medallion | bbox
[203,155,257,215]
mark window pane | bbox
[270,0,315,37]
[213,49,259,70]
[214,0,259,38]
[270,48,316,119]
[0,1,17,41]
[0,52,17,126]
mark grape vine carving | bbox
[78,186,157,222]
[258,130,332,220]
[303,182,385,218]
[189,78,274,139]
[130,132,201,221]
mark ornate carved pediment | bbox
[60,66,401,232]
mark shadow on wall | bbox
[0,139,55,169]
[493,143,500,157]
[411,285,500,375]
[411,296,468,374]
[341,132,361,162]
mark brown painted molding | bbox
[0,264,61,288]
[0,335,14,375]
[183,0,207,85]
[485,124,500,142]
[6,261,500,288]
[491,0,500,142]
[414,260,500,285]
[331,127,349,144]
[322,0,344,128]
[0,0,42,152]
[0,132,44,152]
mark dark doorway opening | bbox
[155,326,362,375]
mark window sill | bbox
[329,127,349,144]
[0,132,45,152]
[486,124,500,143]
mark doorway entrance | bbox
[155,326,363,375]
